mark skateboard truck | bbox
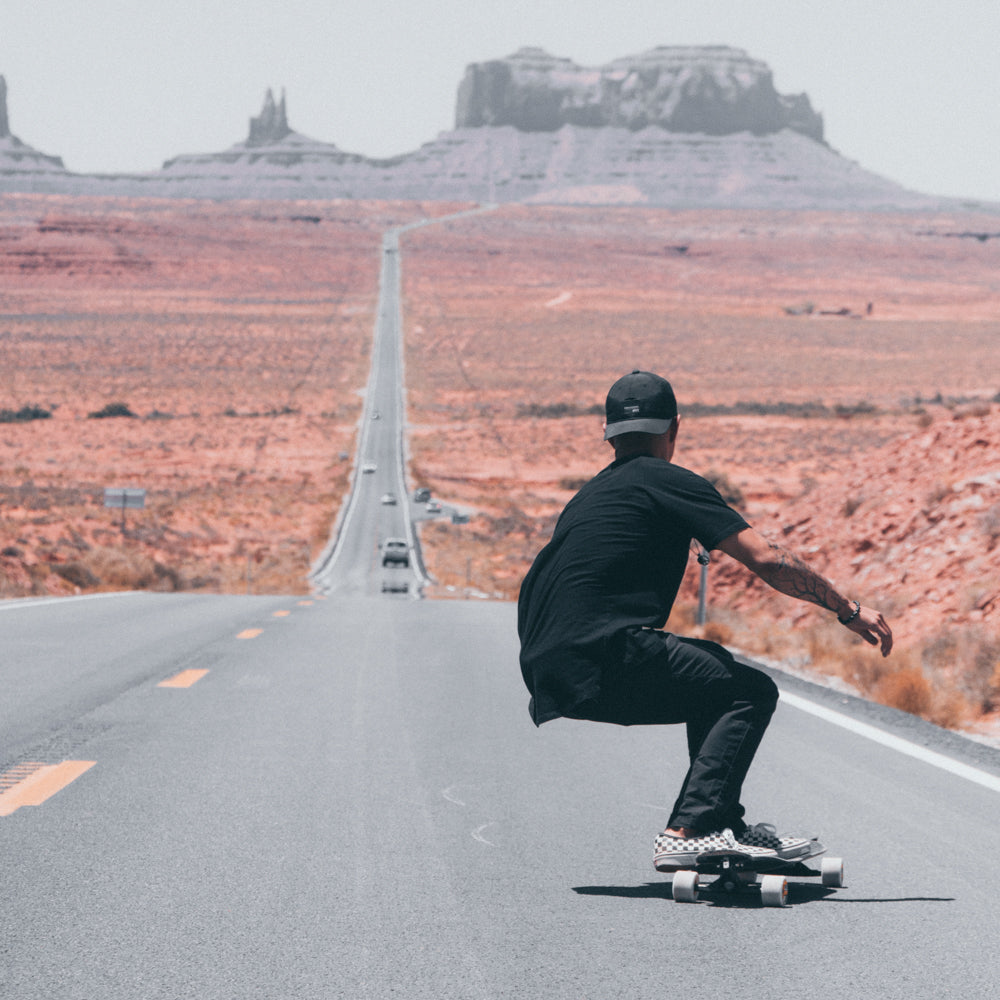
[668,840,844,907]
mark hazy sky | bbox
[3,0,998,202]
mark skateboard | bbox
[665,838,843,907]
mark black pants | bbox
[566,630,779,835]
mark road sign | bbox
[104,487,146,529]
[104,488,146,510]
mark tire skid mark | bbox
[442,784,499,847]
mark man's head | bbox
[603,370,679,457]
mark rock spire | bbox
[0,76,10,138]
[247,88,291,146]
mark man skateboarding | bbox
[517,370,893,870]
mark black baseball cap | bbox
[603,370,678,440]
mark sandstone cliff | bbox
[0,54,994,211]
[456,46,823,141]
[0,75,66,176]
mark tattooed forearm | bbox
[754,540,846,614]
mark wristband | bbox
[837,600,861,625]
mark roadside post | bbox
[696,544,710,626]
[104,487,146,532]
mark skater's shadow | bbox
[573,884,954,907]
[573,882,832,907]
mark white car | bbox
[381,538,409,567]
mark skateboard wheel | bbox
[821,857,845,887]
[760,875,789,907]
[671,870,699,903]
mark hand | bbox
[845,606,893,656]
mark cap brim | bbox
[603,417,674,440]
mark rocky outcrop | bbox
[157,88,364,190]
[0,75,9,138]
[0,75,66,176]
[247,88,291,146]
[456,46,824,142]
[0,55,992,211]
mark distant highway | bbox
[310,207,494,598]
[3,210,1000,998]
[309,228,424,598]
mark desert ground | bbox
[2,195,999,734]
[0,194,466,593]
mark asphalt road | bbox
[310,229,422,599]
[3,592,1000,999]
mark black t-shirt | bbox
[517,454,749,725]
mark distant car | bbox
[362,462,377,474]
[381,538,409,567]
[413,488,431,503]
[425,501,443,514]
[380,492,397,505]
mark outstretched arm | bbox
[716,527,893,656]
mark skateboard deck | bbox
[666,838,844,906]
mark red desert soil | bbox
[0,194,467,594]
[3,197,1000,733]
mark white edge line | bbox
[780,689,1000,794]
[0,591,144,612]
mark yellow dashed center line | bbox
[0,760,96,817]
[273,610,291,618]
[297,600,313,606]
[158,668,209,689]
[237,628,263,639]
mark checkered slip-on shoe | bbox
[736,822,812,860]
[653,827,777,872]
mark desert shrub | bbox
[668,602,698,633]
[873,667,933,717]
[79,547,182,591]
[952,401,992,419]
[683,400,828,418]
[52,561,100,589]
[703,621,734,645]
[703,470,744,507]
[925,482,950,506]
[88,402,136,419]
[840,644,893,694]
[921,625,1000,715]
[517,402,603,419]
[0,405,52,423]
[841,494,864,517]
[833,401,878,418]
[978,503,1000,550]
[958,631,1000,712]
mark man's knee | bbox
[674,636,778,708]
[739,665,779,714]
